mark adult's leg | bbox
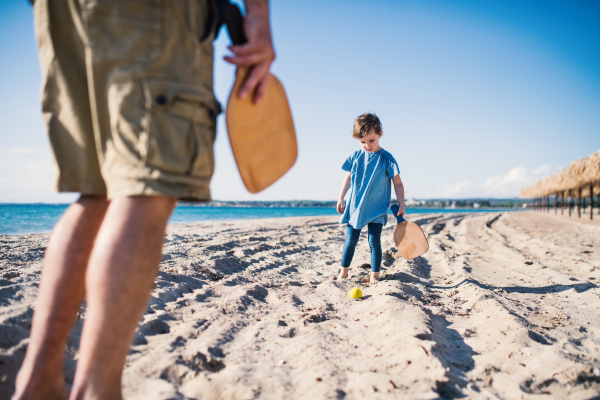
[69,196,176,400]
[13,195,109,400]
[339,225,361,279]
[367,223,383,284]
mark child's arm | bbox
[337,172,351,214]
[392,175,405,216]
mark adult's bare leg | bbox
[13,195,109,400]
[70,196,176,400]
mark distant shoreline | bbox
[0,199,529,209]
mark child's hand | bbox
[336,200,345,214]
[397,204,405,217]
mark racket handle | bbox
[390,204,406,224]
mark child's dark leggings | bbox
[341,223,383,273]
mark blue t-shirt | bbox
[340,148,400,230]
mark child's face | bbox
[359,130,382,153]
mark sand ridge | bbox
[0,211,599,399]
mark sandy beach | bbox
[0,211,599,399]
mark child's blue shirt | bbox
[340,148,400,230]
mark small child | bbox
[336,113,405,285]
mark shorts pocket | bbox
[84,0,163,62]
[142,78,217,177]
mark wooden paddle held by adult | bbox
[390,204,429,259]
[222,0,297,193]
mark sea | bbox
[0,203,518,236]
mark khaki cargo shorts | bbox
[34,0,221,201]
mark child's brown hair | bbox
[352,112,383,139]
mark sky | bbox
[0,0,599,203]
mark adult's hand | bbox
[223,0,275,103]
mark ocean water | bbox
[0,203,516,236]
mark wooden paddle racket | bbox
[390,204,429,259]
[221,1,297,193]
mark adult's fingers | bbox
[223,52,264,67]
[228,43,259,55]
[253,72,270,103]
[239,62,270,101]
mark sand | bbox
[0,211,599,399]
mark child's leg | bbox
[339,225,361,279]
[368,223,383,284]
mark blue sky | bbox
[0,0,599,203]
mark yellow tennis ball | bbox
[349,288,362,299]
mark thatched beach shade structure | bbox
[565,158,587,217]
[581,152,600,219]
[520,150,600,220]
[582,151,600,186]
[582,151,600,196]
[546,171,564,213]
[555,171,568,213]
